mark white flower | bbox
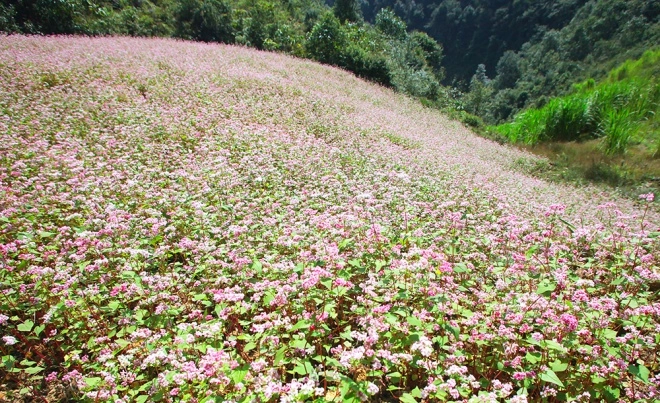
[366,382,379,395]
[3,336,18,345]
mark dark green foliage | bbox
[176,0,233,43]
[360,0,659,128]
[361,0,589,84]
[409,31,444,81]
[0,3,18,32]
[493,51,520,90]
[306,13,392,85]
[464,64,491,116]
[1,0,86,34]
[343,46,392,86]
[333,0,361,23]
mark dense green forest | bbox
[358,0,660,124]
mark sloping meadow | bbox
[0,36,659,402]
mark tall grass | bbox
[493,49,660,155]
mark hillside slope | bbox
[1,36,659,402]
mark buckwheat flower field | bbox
[1,36,659,402]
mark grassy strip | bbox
[493,49,659,156]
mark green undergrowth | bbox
[493,49,659,155]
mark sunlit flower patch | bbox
[0,35,658,402]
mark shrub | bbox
[343,46,392,86]
[306,13,347,66]
[374,8,406,40]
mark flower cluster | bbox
[0,35,658,402]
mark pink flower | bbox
[639,193,655,202]
[572,289,589,303]
[513,372,527,380]
[560,313,578,332]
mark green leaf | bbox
[115,339,130,348]
[387,371,402,384]
[2,355,16,370]
[453,263,468,273]
[411,387,422,398]
[24,366,44,374]
[230,366,248,385]
[135,396,149,403]
[274,346,286,365]
[243,341,256,352]
[291,360,314,376]
[550,360,568,372]
[601,329,617,339]
[84,377,102,387]
[525,245,539,259]
[38,231,56,238]
[536,281,556,296]
[628,364,650,383]
[399,393,418,403]
[17,320,34,332]
[603,387,620,400]
[540,369,564,388]
[290,320,310,332]
[252,260,262,273]
[612,276,625,285]
[525,352,541,364]
[443,323,459,339]
[34,324,45,336]
[406,315,422,328]
[543,339,566,352]
[348,259,362,268]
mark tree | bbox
[494,51,521,89]
[375,8,406,39]
[410,31,444,81]
[306,13,347,65]
[465,64,492,117]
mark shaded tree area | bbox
[359,0,588,84]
